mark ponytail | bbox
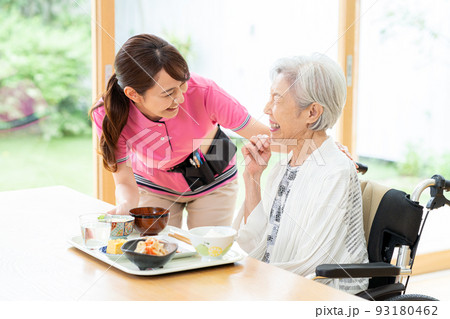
[89,34,190,172]
[89,73,130,172]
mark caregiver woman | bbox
[90,34,268,228]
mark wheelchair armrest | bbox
[316,262,401,278]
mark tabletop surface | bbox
[0,186,361,301]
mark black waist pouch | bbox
[168,127,237,191]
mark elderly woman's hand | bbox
[242,134,271,177]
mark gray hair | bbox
[270,53,347,131]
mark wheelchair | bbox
[315,164,450,301]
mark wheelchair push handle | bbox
[431,175,450,192]
[355,162,368,174]
[411,175,450,210]
[445,179,450,191]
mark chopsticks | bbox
[168,232,192,245]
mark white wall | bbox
[358,0,450,160]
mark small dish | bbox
[109,215,135,238]
[99,246,124,259]
[121,238,177,270]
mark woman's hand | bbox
[107,202,135,215]
[335,142,359,170]
[241,134,271,178]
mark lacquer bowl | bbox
[129,207,169,236]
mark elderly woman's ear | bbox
[305,103,323,128]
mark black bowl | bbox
[121,239,178,270]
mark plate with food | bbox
[98,238,126,259]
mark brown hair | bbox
[89,34,190,172]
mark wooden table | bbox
[0,186,361,301]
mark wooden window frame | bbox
[337,0,360,157]
[92,0,116,204]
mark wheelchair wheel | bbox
[386,294,439,301]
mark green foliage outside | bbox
[398,143,450,179]
[163,30,195,65]
[0,135,93,194]
[0,0,91,139]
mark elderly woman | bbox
[233,54,368,294]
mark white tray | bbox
[67,226,244,276]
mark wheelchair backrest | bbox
[360,180,390,243]
[360,180,424,263]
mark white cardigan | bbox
[233,137,369,294]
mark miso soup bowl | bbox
[129,207,169,236]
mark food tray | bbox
[67,226,244,276]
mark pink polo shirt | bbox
[92,73,250,197]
